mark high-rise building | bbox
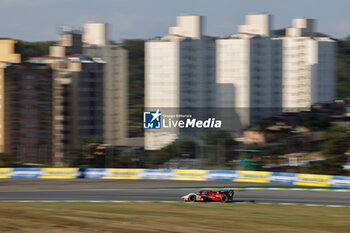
[0,39,21,153]
[31,54,105,167]
[83,23,128,146]
[62,55,105,146]
[3,63,52,163]
[50,26,82,56]
[281,18,336,109]
[145,15,216,150]
[216,14,283,127]
[83,23,108,47]
[31,25,128,166]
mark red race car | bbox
[182,189,234,202]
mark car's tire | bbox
[221,195,229,202]
[188,195,196,202]
[228,191,234,201]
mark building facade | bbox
[0,39,21,153]
[145,14,336,151]
[31,25,127,166]
[216,14,283,127]
[281,18,336,110]
[145,16,216,150]
[3,63,52,163]
[83,23,128,146]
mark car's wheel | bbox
[188,195,196,202]
[228,191,234,201]
[221,195,229,202]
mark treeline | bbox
[336,37,350,102]
[16,41,56,61]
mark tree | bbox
[0,153,19,167]
[16,41,55,61]
[272,28,286,36]
[298,113,331,130]
[265,145,284,164]
[319,126,350,175]
[321,126,349,156]
[201,131,237,168]
[336,37,350,103]
[257,119,273,132]
[121,39,145,137]
[64,138,103,167]
[148,144,174,166]
[148,138,197,166]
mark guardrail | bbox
[0,168,349,188]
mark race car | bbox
[182,189,234,202]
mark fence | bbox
[0,168,349,188]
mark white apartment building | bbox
[281,18,336,110]
[216,14,283,127]
[145,14,336,150]
[145,16,216,150]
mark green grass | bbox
[0,202,349,233]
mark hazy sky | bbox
[0,0,349,42]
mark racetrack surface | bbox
[0,180,349,205]
[0,179,294,191]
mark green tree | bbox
[148,138,197,166]
[272,28,286,36]
[0,153,19,167]
[319,126,350,175]
[257,119,273,132]
[265,145,284,165]
[321,126,349,156]
[336,37,350,103]
[201,131,237,168]
[64,138,103,167]
[16,41,55,61]
[298,113,331,130]
[121,39,145,137]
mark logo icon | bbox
[143,110,161,129]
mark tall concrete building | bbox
[0,39,21,153]
[31,26,128,166]
[50,26,82,56]
[83,23,109,47]
[31,55,105,167]
[144,14,336,151]
[216,14,283,127]
[3,63,52,163]
[281,18,336,109]
[145,15,216,150]
[83,23,128,146]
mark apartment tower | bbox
[145,16,216,150]
[216,14,283,127]
[281,18,336,109]
[0,40,21,153]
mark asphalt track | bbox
[0,188,349,205]
[0,180,349,205]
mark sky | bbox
[0,0,350,42]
